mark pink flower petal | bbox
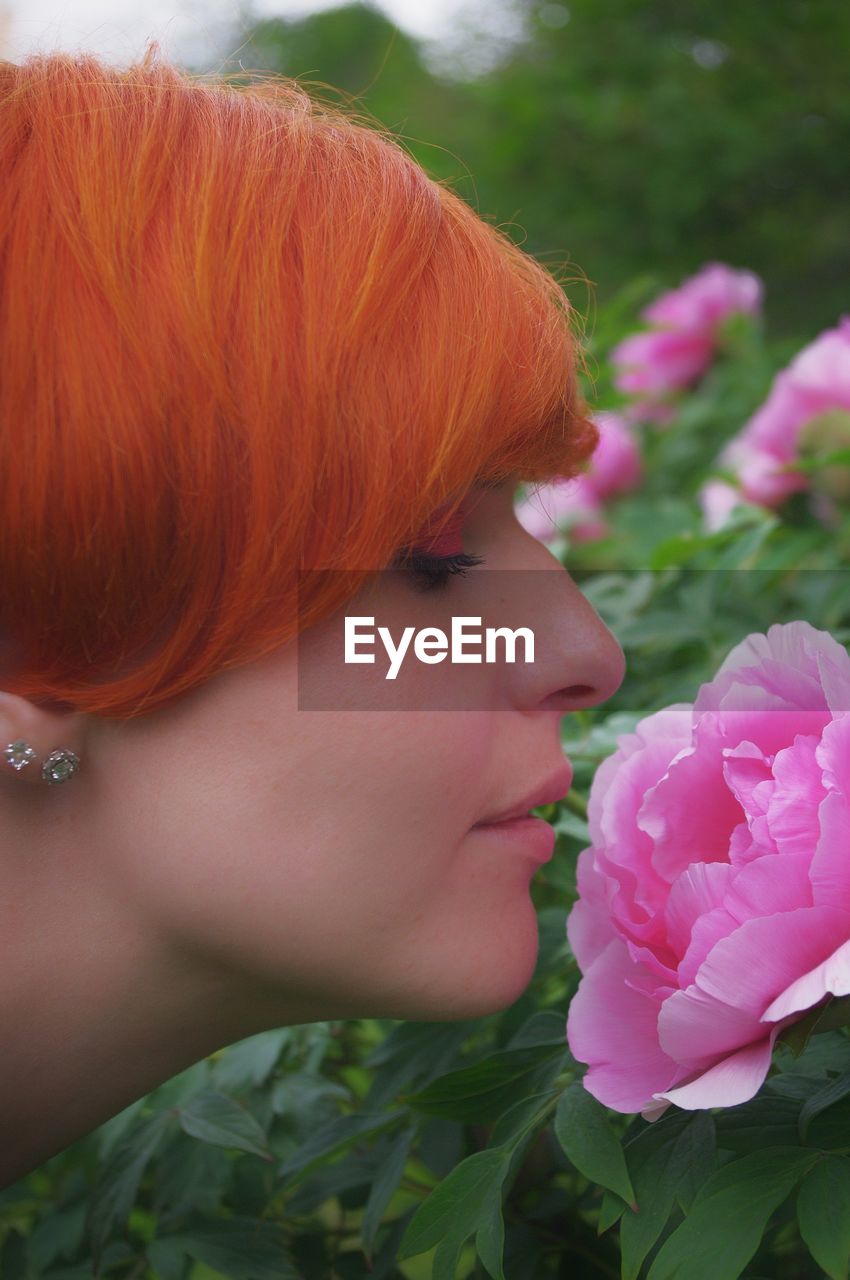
[677,907,741,988]
[653,1027,782,1111]
[640,715,746,882]
[567,938,683,1113]
[610,329,714,395]
[658,982,766,1065]
[641,262,764,334]
[700,478,745,531]
[809,786,850,906]
[765,735,826,857]
[566,848,619,971]
[763,938,850,1022]
[723,852,813,922]
[664,861,735,956]
[694,906,850,1017]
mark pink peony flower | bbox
[610,262,763,424]
[515,474,607,544]
[609,329,714,398]
[717,316,850,509]
[698,478,745,533]
[566,620,850,1117]
[641,261,763,333]
[514,412,641,544]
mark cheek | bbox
[113,710,497,972]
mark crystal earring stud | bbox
[4,739,37,771]
[41,749,81,785]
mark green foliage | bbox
[554,1085,636,1206]
[797,1157,850,1280]
[645,1148,819,1280]
[207,0,850,340]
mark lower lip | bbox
[471,816,556,863]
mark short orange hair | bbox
[0,44,597,718]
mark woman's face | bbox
[87,480,625,1030]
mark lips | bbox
[474,763,573,826]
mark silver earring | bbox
[41,749,81,785]
[4,740,81,784]
[4,739,37,771]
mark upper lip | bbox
[474,764,573,825]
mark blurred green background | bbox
[206,0,848,342]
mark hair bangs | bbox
[0,45,597,718]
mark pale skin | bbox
[0,481,625,1187]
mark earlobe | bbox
[4,741,82,785]
[0,693,85,786]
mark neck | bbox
[0,832,268,1188]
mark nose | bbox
[498,561,626,714]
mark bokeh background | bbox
[2,0,847,341]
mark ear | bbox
[0,692,87,787]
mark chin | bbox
[405,943,541,1023]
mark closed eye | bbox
[392,549,485,592]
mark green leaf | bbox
[93,1097,147,1162]
[671,1112,716,1213]
[711,515,780,571]
[619,1113,704,1280]
[646,1148,818,1280]
[46,1245,134,1280]
[27,1204,87,1274]
[152,1129,233,1217]
[362,1018,480,1112]
[359,1124,416,1264]
[276,1108,408,1183]
[597,1188,628,1234]
[475,1189,507,1280]
[553,808,591,842]
[797,1156,850,1280]
[362,1018,481,1070]
[793,447,850,473]
[780,995,850,1065]
[799,1069,850,1142]
[144,1238,193,1280]
[209,1028,291,1091]
[285,1145,386,1216]
[805,1094,850,1151]
[432,1233,466,1280]
[504,1009,571,1051]
[553,1084,635,1205]
[402,1044,567,1123]
[177,1089,273,1160]
[151,1219,300,1280]
[396,1147,508,1262]
[715,1094,802,1155]
[86,1109,172,1274]
[488,1090,559,1149]
[773,1030,850,1081]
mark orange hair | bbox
[0,44,598,719]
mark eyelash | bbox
[396,550,485,592]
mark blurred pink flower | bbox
[698,478,745,533]
[514,412,641,543]
[713,315,850,514]
[610,329,714,398]
[641,261,763,332]
[610,262,764,424]
[566,620,850,1116]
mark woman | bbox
[0,45,624,1187]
